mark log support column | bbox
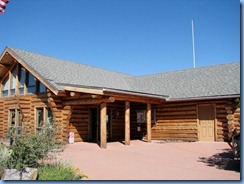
[125,101,130,145]
[146,103,151,142]
[100,102,107,148]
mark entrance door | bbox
[90,108,99,142]
[89,108,111,142]
[198,105,215,141]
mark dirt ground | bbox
[59,140,240,180]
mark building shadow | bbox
[198,148,240,173]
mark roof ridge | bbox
[132,61,240,78]
[7,46,134,77]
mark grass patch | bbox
[37,161,87,180]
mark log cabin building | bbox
[0,47,240,148]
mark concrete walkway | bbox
[59,140,240,180]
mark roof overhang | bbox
[59,83,168,104]
[166,94,240,102]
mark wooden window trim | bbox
[26,72,36,94]
[0,63,48,98]
[34,106,52,134]
[0,63,18,98]
[8,70,11,97]
[1,76,9,98]
[15,63,19,95]
[9,67,18,97]
[36,81,47,94]
[8,109,22,135]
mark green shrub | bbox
[0,143,12,177]
[37,161,88,180]
[4,120,65,171]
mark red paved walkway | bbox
[59,140,240,180]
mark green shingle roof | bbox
[7,47,240,100]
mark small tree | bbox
[4,119,65,171]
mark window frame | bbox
[9,66,18,96]
[26,71,36,94]
[18,65,26,95]
[8,109,23,136]
[1,76,9,97]
[36,81,47,94]
[0,63,48,97]
[35,107,53,133]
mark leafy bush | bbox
[0,143,12,177]
[4,120,65,171]
[37,161,88,180]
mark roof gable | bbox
[7,47,134,93]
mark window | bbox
[1,64,48,97]
[16,110,23,135]
[36,107,53,132]
[18,66,26,95]
[36,108,44,132]
[1,76,9,97]
[10,67,18,96]
[37,81,46,93]
[9,109,16,127]
[9,109,23,135]
[27,72,36,94]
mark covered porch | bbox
[61,86,166,148]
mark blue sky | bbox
[0,0,240,76]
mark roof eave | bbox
[103,88,168,100]
[166,94,240,102]
[58,83,168,100]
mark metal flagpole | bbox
[191,20,196,68]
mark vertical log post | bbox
[100,102,107,148]
[125,101,130,145]
[147,103,151,142]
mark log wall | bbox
[0,96,240,143]
[0,94,68,142]
[234,107,240,132]
[151,99,237,141]
[68,105,89,142]
[152,102,198,141]
[0,99,4,137]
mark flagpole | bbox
[191,20,196,68]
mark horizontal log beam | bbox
[0,63,10,68]
[70,92,80,97]
[61,85,104,95]
[56,92,68,97]
[64,94,103,100]
[80,94,103,99]
[115,96,163,104]
[103,91,165,104]
[63,97,115,106]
